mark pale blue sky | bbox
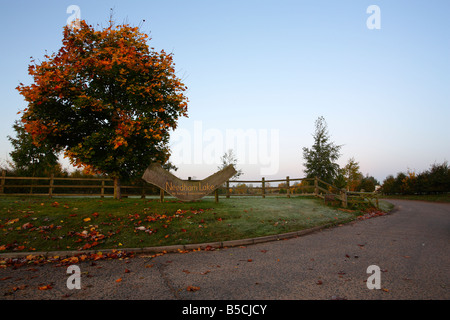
[1,0,449,182]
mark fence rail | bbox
[0,170,379,208]
[0,170,159,198]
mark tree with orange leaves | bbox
[17,20,188,199]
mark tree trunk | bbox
[114,177,121,199]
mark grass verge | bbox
[381,194,450,203]
[0,195,393,254]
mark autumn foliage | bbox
[17,20,188,198]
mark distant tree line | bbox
[380,162,450,195]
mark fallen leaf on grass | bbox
[82,241,98,250]
[6,218,19,225]
[22,222,33,230]
[115,278,122,283]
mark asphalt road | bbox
[1,199,449,301]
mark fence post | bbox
[340,189,348,208]
[0,170,5,194]
[215,189,219,203]
[49,174,54,198]
[101,180,105,198]
[226,180,230,198]
[262,177,266,198]
[286,176,290,198]
[160,188,165,202]
[141,183,146,199]
[314,176,319,196]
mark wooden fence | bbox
[220,176,357,207]
[0,170,158,198]
[0,170,379,208]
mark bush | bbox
[381,162,450,195]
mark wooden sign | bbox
[142,163,237,201]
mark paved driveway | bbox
[1,199,449,301]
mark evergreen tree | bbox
[302,116,342,183]
[7,120,61,176]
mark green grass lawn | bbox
[381,194,450,203]
[0,195,393,253]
